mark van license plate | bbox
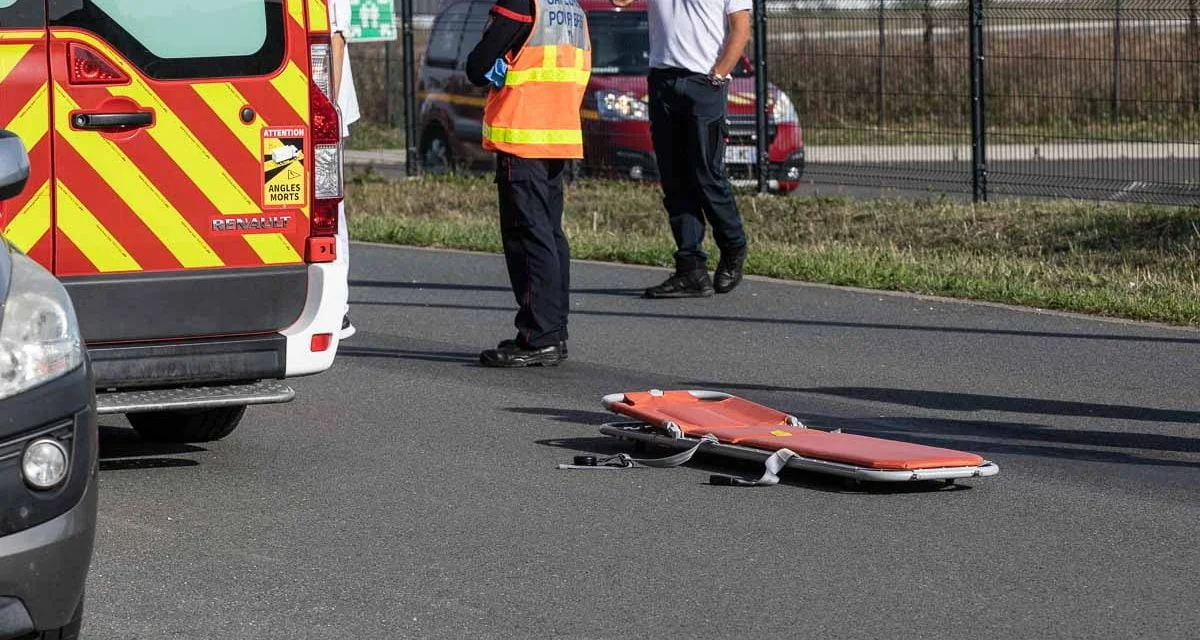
[724,145,756,164]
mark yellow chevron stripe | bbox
[307,0,330,32]
[0,31,43,41]
[244,233,302,264]
[193,82,260,158]
[270,61,310,121]
[288,0,306,30]
[5,83,48,150]
[1,181,50,252]
[0,43,32,86]
[56,183,142,272]
[54,84,223,269]
[50,31,259,215]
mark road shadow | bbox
[338,345,478,365]
[505,406,615,426]
[98,425,203,471]
[348,300,1200,345]
[534,435,969,494]
[350,280,645,297]
[535,425,974,499]
[672,384,1200,468]
[687,381,1200,452]
[691,382,1200,430]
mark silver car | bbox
[0,129,97,639]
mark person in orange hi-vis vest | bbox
[467,0,591,367]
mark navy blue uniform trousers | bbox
[648,68,747,271]
[495,152,569,348]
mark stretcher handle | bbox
[601,389,736,410]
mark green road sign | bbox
[350,0,397,42]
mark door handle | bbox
[72,111,153,130]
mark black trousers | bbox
[495,152,570,348]
[648,68,747,272]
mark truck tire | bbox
[128,406,247,443]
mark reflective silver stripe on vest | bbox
[528,0,590,50]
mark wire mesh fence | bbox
[348,0,1200,205]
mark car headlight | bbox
[595,91,649,121]
[0,251,84,401]
[771,90,798,124]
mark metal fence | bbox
[350,0,1200,204]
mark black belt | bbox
[649,67,703,79]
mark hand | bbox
[706,71,731,87]
[611,0,635,7]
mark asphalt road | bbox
[83,244,1200,639]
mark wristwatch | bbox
[707,72,731,87]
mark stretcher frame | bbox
[600,391,1000,483]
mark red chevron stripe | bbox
[53,140,182,275]
[52,230,94,277]
[150,82,262,197]
[110,129,265,268]
[234,78,305,127]
[2,134,50,219]
[0,49,47,132]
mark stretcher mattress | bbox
[606,390,985,471]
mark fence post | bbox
[968,0,987,202]
[401,0,417,176]
[754,0,768,195]
[877,0,886,129]
[385,39,394,128]
[1112,0,1121,123]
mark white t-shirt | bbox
[648,0,752,75]
[329,0,361,138]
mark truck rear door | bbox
[0,0,52,268]
[45,0,321,342]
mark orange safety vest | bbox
[482,0,592,159]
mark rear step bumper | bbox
[97,380,294,415]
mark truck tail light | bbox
[306,34,342,263]
[68,43,129,85]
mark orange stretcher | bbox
[594,390,999,484]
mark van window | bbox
[49,0,286,80]
[0,0,43,27]
[455,1,491,69]
[425,3,469,68]
[92,0,267,58]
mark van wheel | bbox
[128,406,247,443]
[420,127,453,175]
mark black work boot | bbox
[480,341,564,368]
[713,245,748,294]
[644,268,715,299]
[499,338,568,360]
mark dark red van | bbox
[416,0,805,192]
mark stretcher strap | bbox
[556,434,718,470]
[710,448,799,487]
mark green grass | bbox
[345,173,1200,327]
[345,121,407,151]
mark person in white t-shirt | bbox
[330,0,361,339]
[612,0,752,299]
